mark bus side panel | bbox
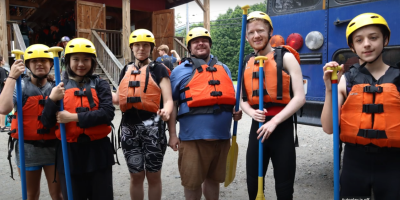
[328,0,400,62]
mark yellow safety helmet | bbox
[186,27,212,48]
[346,13,390,47]
[247,11,273,31]
[129,29,156,46]
[65,38,97,57]
[24,44,53,64]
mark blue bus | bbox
[267,0,400,126]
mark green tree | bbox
[210,1,267,80]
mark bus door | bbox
[268,0,328,126]
[328,0,400,73]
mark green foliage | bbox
[210,1,267,80]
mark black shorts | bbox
[121,115,167,173]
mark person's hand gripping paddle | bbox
[11,49,28,200]
[255,56,268,200]
[326,65,342,200]
[49,47,74,200]
[225,4,250,187]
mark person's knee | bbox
[27,190,40,200]
[275,179,294,200]
[130,172,145,185]
[146,171,161,185]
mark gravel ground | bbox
[0,111,338,200]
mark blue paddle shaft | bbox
[232,13,248,136]
[258,67,264,177]
[53,56,74,200]
[332,83,340,200]
[16,76,27,200]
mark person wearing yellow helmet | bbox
[240,11,305,199]
[168,27,242,200]
[112,29,173,200]
[321,13,400,199]
[0,44,63,200]
[42,38,116,200]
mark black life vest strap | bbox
[275,47,284,100]
[252,89,268,97]
[7,136,15,180]
[179,104,234,117]
[85,82,96,109]
[363,85,383,93]
[357,129,387,139]
[362,104,384,113]
[144,62,152,93]
[39,99,46,105]
[76,107,90,113]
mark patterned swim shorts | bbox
[120,115,167,173]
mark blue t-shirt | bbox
[170,54,234,141]
[156,55,177,63]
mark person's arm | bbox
[41,83,64,128]
[167,101,179,151]
[171,50,181,63]
[112,65,128,105]
[321,62,346,134]
[256,53,306,142]
[0,60,25,115]
[158,77,173,121]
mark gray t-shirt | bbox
[12,78,56,167]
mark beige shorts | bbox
[178,139,230,190]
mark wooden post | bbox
[0,0,8,62]
[122,0,131,64]
[203,0,210,31]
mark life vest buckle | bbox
[363,85,383,93]
[76,107,90,113]
[210,91,222,96]
[131,70,140,75]
[206,66,217,72]
[129,81,140,87]
[362,104,384,113]
[127,97,141,103]
[357,129,387,139]
[74,90,87,96]
[208,80,220,85]
[38,99,46,105]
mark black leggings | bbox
[59,166,113,200]
[246,116,296,200]
[341,144,400,200]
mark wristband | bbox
[8,76,17,80]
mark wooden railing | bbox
[7,21,27,52]
[174,37,188,58]
[92,29,122,58]
[91,30,124,89]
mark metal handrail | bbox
[91,30,124,89]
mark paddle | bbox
[11,49,27,200]
[224,4,250,187]
[255,56,268,200]
[49,47,74,200]
[327,65,342,200]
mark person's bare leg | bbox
[0,114,5,128]
[184,186,202,200]
[202,178,220,200]
[130,171,145,200]
[18,167,42,200]
[43,165,63,200]
[146,170,162,200]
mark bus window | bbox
[268,0,323,16]
[329,0,381,8]
[332,46,400,72]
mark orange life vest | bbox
[58,76,112,143]
[10,76,57,140]
[119,62,170,113]
[179,57,236,114]
[340,64,400,148]
[242,45,300,109]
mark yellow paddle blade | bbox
[224,136,238,187]
[256,176,266,200]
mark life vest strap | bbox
[129,81,140,87]
[76,107,90,113]
[181,105,234,116]
[39,99,46,105]
[210,91,222,96]
[252,89,268,96]
[74,90,87,96]
[206,66,217,72]
[38,115,42,120]
[37,129,51,134]
[362,104,383,113]
[178,97,193,105]
[127,97,141,103]
[179,87,190,93]
[363,85,383,93]
[208,80,220,85]
[85,82,97,108]
[252,72,265,79]
[275,47,284,100]
[10,129,16,134]
[357,129,387,139]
